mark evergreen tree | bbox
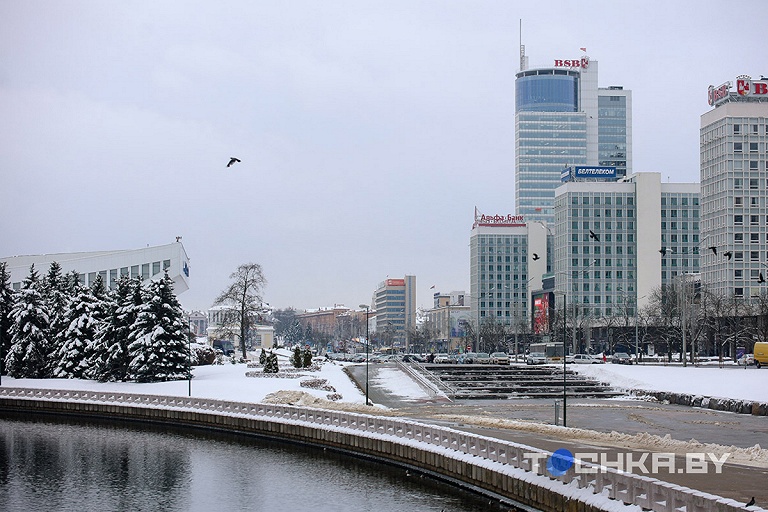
[6,265,50,378]
[42,261,72,377]
[53,280,102,379]
[263,350,279,373]
[291,345,303,368]
[0,263,16,377]
[259,347,267,365]
[90,276,138,382]
[126,272,190,382]
[302,347,313,368]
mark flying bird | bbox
[227,157,241,168]
[589,230,600,242]
[709,246,717,255]
[659,248,666,257]
[532,253,540,261]
[746,497,755,507]
[724,251,732,260]
[759,274,765,284]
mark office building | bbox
[426,291,471,352]
[551,172,699,350]
[515,54,632,224]
[700,75,768,300]
[468,211,548,340]
[370,276,416,351]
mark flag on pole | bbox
[580,47,587,52]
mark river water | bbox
[0,415,509,512]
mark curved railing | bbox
[0,387,757,512]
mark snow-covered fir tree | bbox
[291,345,303,368]
[263,350,279,373]
[0,262,15,377]
[41,261,72,377]
[53,278,104,379]
[6,265,50,378]
[91,276,142,382]
[126,272,190,382]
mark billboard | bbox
[574,166,617,179]
[532,291,552,334]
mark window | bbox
[750,142,758,152]
[734,124,741,134]
[751,234,760,244]
[734,214,743,225]
[751,215,759,225]
[750,161,759,170]
[735,233,744,243]
[735,269,743,279]
[751,251,760,261]
[735,178,743,189]
[735,197,743,207]
[734,142,743,153]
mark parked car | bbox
[611,352,633,365]
[433,353,457,364]
[572,353,604,364]
[737,353,755,366]
[490,352,510,365]
[401,354,425,363]
[458,352,477,364]
[475,352,492,364]
[526,352,547,365]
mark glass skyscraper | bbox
[515,61,632,224]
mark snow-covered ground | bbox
[2,350,766,405]
[572,362,768,403]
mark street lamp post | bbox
[554,290,567,427]
[359,304,370,406]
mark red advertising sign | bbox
[554,56,589,69]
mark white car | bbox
[571,353,604,364]
[737,353,755,366]
[490,352,510,365]
[526,352,547,365]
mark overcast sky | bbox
[1,1,764,313]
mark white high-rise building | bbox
[700,76,768,300]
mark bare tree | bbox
[213,263,267,359]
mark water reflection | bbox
[0,415,510,512]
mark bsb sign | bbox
[708,75,768,106]
[554,56,590,69]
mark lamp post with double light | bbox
[359,304,371,405]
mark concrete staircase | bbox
[422,363,621,399]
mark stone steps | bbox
[422,363,621,399]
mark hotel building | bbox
[700,76,768,300]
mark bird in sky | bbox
[709,246,717,255]
[227,157,241,168]
[532,253,540,261]
[758,274,765,284]
[724,251,733,260]
[746,497,755,507]
[589,230,600,242]
[659,248,667,257]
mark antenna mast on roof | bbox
[519,19,528,71]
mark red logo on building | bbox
[737,76,768,97]
[554,56,589,69]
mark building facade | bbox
[1,242,191,294]
[515,57,632,224]
[700,76,768,300]
[426,291,471,352]
[371,276,416,351]
[552,173,699,341]
[469,211,548,344]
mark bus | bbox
[529,342,565,363]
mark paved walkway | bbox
[346,364,767,507]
